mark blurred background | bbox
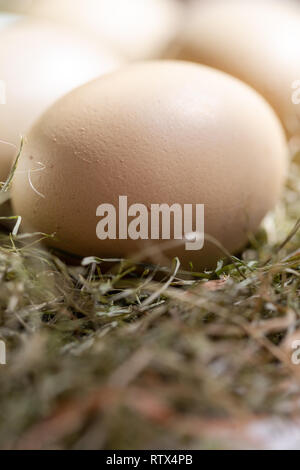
[0,0,300,150]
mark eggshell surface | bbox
[11,61,288,270]
[171,0,300,142]
[0,18,122,182]
[27,0,182,61]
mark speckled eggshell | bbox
[169,0,300,147]
[0,17,122,182]
[0,0,32,13]
[0,13,21,181]
[11,61,288,270]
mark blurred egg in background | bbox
[166,0,300,158]
[0,0,183,61]
[0,16,122,182]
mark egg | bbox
[26,0,182,61]
[11,61,287,270]
[169,0,300,146]
[0,17,122,182]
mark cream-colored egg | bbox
[11,61,287,270]
[169,0,300,149]
[0,17,122,182]
[170,0,300,145]
[26,0,182,61]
